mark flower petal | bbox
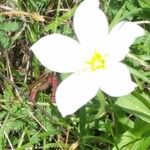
[98,63,137,97]
[107,21,144,62]
[73,0,108,49]
[30,34,84,73]
[56,71,100,117]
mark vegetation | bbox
[0,0,150,149]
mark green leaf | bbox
[0,21,20,32]
[113,118,150,150]
[44,6,77,32]
[0,31,10,48]
[139,8,150,20]
[82,136,113,145]
[138,0,150,7]
[128,66,150,84]
[109,0,140,30]
[115,94,150,123]
[137,137,150,150]
[112,130,141,150]
[113,106,134,134]
[79,107,86,136]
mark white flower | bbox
[30,0,144,117]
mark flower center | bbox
[87,51,106,71]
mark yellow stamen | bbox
[87,51,106,71]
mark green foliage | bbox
[138,0,150,7]
[0,21,20,32]
[0,0,150,149]
[115,94,150,123]
[44,5,77,33]
[112,119,150,150]
[0,17,20,49]
[0,31,10,49]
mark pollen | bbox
[87,51,106,71]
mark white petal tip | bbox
[58,108,73,117]
[110,82,137,97]
[61,113,69,118]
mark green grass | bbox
[0,0,150,149]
